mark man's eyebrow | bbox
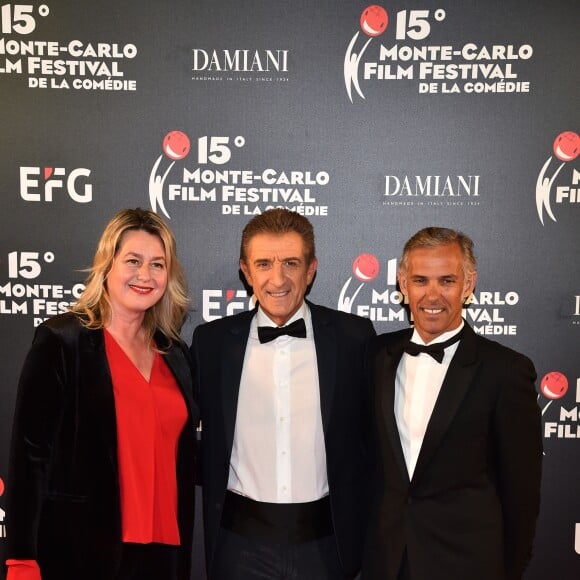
[253,256,302,263]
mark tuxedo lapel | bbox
[412,325,480,482]
[310,304,336,434]
[378,334,411,482]
[221,310,254,450]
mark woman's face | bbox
[106,229,168,319]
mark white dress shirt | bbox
[227,303,328,503]
[394,322,464,479]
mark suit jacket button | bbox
[406,495,413,505]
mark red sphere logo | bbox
[540,371,568,400]
[360,5,388,37]
[163,130,191,161]
[0,477,4,496]
[553,131,580,162]
[352,253,380,282]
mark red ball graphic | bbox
[352,253,380,282]
[0,477,4,496]
[553,131,580,162]
[540,371,568,400]
[163,130,191,161]
[360,5,388,37]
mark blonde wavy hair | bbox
[71,208,189,346]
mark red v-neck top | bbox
[104,329,188,545]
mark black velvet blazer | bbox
[5,312,199,580]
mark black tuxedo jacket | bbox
[362,324,542,580]
[190,301,376,578]
[5,312,199,580]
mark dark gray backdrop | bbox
[1,1,578,577]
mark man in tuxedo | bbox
[190,208,376,580]
[363,227,542,580]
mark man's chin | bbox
[262,307,294,326]
[414,322,446,342]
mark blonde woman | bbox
[5,208,199,580]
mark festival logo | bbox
[0,250,84,327]
[463,291,520,336]
[149,130,192,219]
[344,4,535,102]
[147,130,331,219]
[344,5,389,102]
[535,131,580,225]
[0,5,138,91]
[338,254,406,324]
[540,371,580,440]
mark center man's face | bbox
[240,232,318,326]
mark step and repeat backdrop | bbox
[0,0,578,577]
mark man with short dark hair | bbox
[363,226,542,580]
[191,208,376,579]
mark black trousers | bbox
[211,527,353,580]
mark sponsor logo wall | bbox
[1,1,578,577]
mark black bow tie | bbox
[403,329,463,363]
[257,318,307,344]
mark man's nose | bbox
[270,263,285,285]
[425,282,440,299]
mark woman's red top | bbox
[105,329,187,545]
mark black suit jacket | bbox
[5,312,199,580]
[363,324,542,580]
[190,301,376,577]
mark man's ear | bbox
[240,259,252,287]
[398,272,408,296]
[464,270,477,299]
[306,257,318,285]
